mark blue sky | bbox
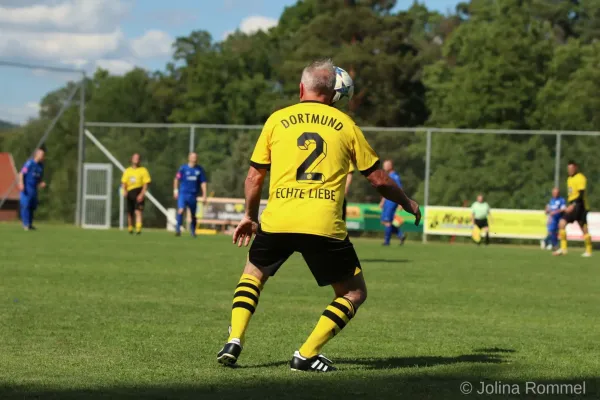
[0,0,459,124]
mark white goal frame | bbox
[82,163,112,229]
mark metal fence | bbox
[82,122,600,233]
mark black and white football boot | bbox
[217,338,242,366]
[289,351,337,372]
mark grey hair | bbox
[301,59,336,95]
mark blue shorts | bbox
[547,221,559,233]
[177,194,197,215]
[20,194,38,210]
[381,203,398,223]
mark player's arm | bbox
[568,177,586,213]
[121,171,128,197]
[201,182,208,204]
[199,167,208,204]
[138,169,151,201]
[233,116,273,247]
[365,169,420,224]
[244,166,267,222]
[350,126,419,223]
[140,183,148,199]
[38,165,46,189]
[173,169,181,199]
[18,172,25,192]
[345,173,353,196]
[18,161,29,192]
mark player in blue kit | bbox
[379,160,406,246]
[173,152,208,237]
[543,187,566,250]
[18,148,46,231]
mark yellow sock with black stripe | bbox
[584,232,592,254]
[228,274,262,343]
[299,297,356,359]
[135,222,142,233]
[559,229,567,251]
[128,225,133,233]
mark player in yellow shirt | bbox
[121,153,151,235]
[217,59,421,372]
[553,161,592,257]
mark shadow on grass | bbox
[2,374,598,400]
[474,347,517,354]
[361,258,411,263]
[244,352,505,370]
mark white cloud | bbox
[239,15,278,35]
[223,15,278,39]
[131,30,173,59]
[0,102,41,124]
[95,59,136,75]
[0,0,130,33]
[0,30,124,61]
[0,0,173,75]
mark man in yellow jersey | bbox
[553,161,592,257]
[121,153,151,235]
[217,59,421,372]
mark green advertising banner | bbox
[345,203,424,233]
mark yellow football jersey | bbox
[121,166,151,191]
[251,101,379,240]
[567,172,589,210]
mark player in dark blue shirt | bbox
[173,152,208,237]
[380,160,406,246]
[543,187,566,250]
[18,149,46,231]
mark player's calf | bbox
[294,272,366,369]
[175,208,184,235]
[217,267,267,366]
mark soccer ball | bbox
[332,66,354,103]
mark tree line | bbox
[1,0,598,227]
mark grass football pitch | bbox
[1,224,598,399]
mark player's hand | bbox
[407,199,421,226]
[566,204,575,214]
[18,183,24,192]
[123,190,128,198]
[233,216,258,247]
[39,182,46,189]
[136,193,144,203]
[202,197,208,206]
[173,193,178,200]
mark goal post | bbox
[83,128,178,228]
[82,163,112,229]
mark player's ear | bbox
[299,83,304,100]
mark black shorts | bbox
[474,219,488,229]
[342,198,347,221]
[564,204,588,226]
[249,226,362,287]
[126,188,145,214]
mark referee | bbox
[471,194,491,245]
[121,153,151,235]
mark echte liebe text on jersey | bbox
[275,187,336,202]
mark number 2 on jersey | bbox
[296,132,327,183]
